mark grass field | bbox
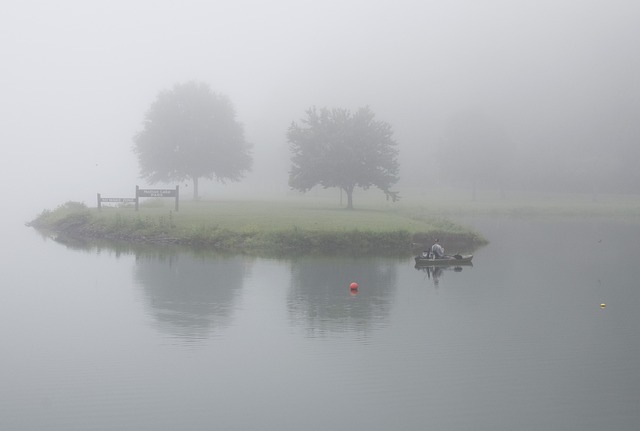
[28,188,640,256]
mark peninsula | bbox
[27,199,487,256]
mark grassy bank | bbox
[27,199,487,256]
[397,187,640,218]
[30,190,640,256]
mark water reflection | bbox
[287,256,398,336]
[415,265,468,287]
[15,217,640,430]
[37,234,247,340]
[133,250,246,341]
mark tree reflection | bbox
[287,256,398,336]
[133,249,246,340]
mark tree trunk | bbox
[345,186,354,210]
[193,176,199,200]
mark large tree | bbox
[288,106,399,209]
[133,81,252,199]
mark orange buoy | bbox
[349,282,359,290]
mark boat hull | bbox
[414,254,473,266]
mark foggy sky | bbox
[2,0,639,219]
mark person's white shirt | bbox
[431,242,445,258]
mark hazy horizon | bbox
[3,0,639,220]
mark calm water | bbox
[2,216,639,430]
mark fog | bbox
[2,0,639,221]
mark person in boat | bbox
[431,239,445,259]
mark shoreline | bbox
[27,201,488,257]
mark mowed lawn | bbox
[30,189,640,255]
[93,199,467,235]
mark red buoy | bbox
[350,282,359,290]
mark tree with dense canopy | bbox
[288,106,399,209]
[133,81,252,199]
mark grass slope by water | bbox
[27,199,486,256]
[29,189,640,256]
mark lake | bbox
[2,216,639,430]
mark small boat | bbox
[414,254,473,266]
